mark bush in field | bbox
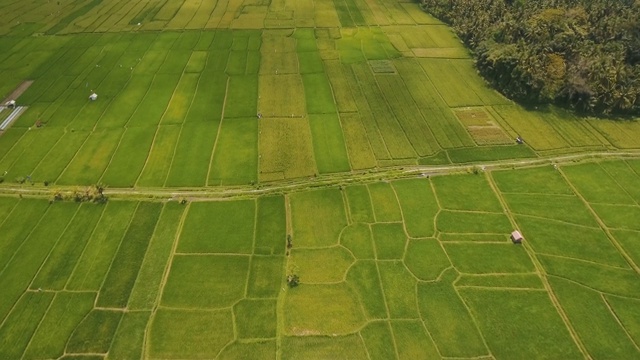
[287,274,300,287]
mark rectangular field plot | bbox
[338,112,378,169]
[56,128,124,185]
[395,59,474,149]
[255,196,287,255]
[126,74,182,128]
[587,118,640,149]
[0,292,54,359]
[549,277,640,358]
[539,255,640,299]
[22,292,95,360]
[419,58,484,107]
[97,202,162,308]
[308,114,350,174]
[592,204,640,231]
[351,63,415,159]
[344,185,375,224]
[503,193,597,227]
[66,201,137,291]
[599,160,640,203]
[446,144,536,163]
[375,74,440,156]
[225,75,258,119]
[562,162,636,205]
[284,283,366,335]
[161,255,250,308]
[437,211,512,234]
[128,201,184,310]
[291,246,354,283]
[290,188,348,247]
[149,309,234,358]
[259,118,317,181]
[432,173,503,212]
[491,104,569,151]
[178,200,255,254]
[209,118,258,185]
[100,127,155,187]
[136,125,181,187]
[368,182,402,222]
[258,74,306,117]
[160,73,200,125]
[459,288,583,359]
[184,73,227,123]
[392,178,438,238]
[31,203,104,290]
[492,165,574,195]
[0,128,64,182]
[417,270,489,357]
[443,243,535,274]
[165,122,218,187]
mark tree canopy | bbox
[421,0,640,115]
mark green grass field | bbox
[1,0,640,358]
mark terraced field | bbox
[1,0,640,358]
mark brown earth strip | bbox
[1,80,33,104]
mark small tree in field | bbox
[287,274,300,287]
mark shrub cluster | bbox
[52,184,107,203]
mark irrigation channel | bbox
[2,150,640,201]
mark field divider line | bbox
[27,126,71,181]
[0,204,64,285]
[142,200,190,357]
[128,48,179,186]
[157,72,189,188]
[244,198,259,298]
[557,167,640,274]
[205,76,230,186]
[0,125,29,165]
[94,202,141,307]
[276,194,294,360]
[322,60,357,170]
[486,171,591,358]
[96,127,129,184]
[534,252,632,271]
[510,213,602,230]
[454,286,547,291]
[601,293,640,352]
[52,127,95,184]
[598,161,640,207]
[349,64,393,161]
[19,292,57,360]
[63,204,109,290]
[546,274,624,299]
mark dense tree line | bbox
[421,0,640,115]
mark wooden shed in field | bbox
[511,230,523,244]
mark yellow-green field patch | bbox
[259,117,316,181]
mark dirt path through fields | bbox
[1,80,33,104]
[2,150,640,201]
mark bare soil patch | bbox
[2,80,33,104]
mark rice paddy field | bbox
[1,0,639,188]
[1,0,640,358]
[0,159,639,358]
